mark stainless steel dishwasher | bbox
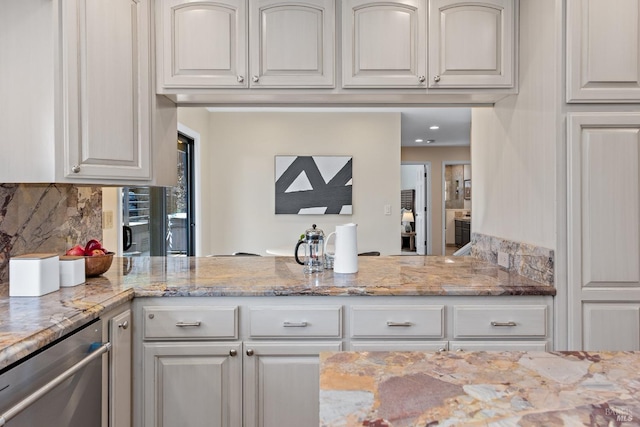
[0,319,110,427]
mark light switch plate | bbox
[384,204,392,215]
[497,251,509,269]
[103,210,114,229]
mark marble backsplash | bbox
[471,232,554,286]
[0,184,102,283]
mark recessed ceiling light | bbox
[429,125,439,130]
[426,139,435,144]
[415,139,423,143]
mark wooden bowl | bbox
[84,252,114,277]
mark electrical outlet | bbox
[102,211,114,229]
[384,204,392,215]
[497,251,509,269]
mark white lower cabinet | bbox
[243,341,342,427]
[350,341,448,351]
[134,295,552,426]
[582,303,640,351]
[109,310,133,427]
[101,304,132,427]
[568,113,640,350]
[143,342,242,427]
[449,341,547,351]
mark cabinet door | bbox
[109,310,132,427]
[243,341,341,427]
[249,0,335,87]
[428,0,515,88]
[62,0,151,180]
[567,0,640,102]
[143,342,242,427]
[583,304,640,351]
[342,0,426,87]
[568,113,640,349]
[158,0,248,88]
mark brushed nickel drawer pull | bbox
[386,321,413,327]
[176,321,202,327]
[283,321,308,327]
[491,321,517,327]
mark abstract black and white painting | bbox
[275,156,352,214]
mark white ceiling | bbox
[205,106,472,147]
[400,108,471,147]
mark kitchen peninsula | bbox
[0,255,555,427]
[0,255,555,369]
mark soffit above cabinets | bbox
[203,106,472,147]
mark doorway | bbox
[121,132,196,256]
[442,162,471,255]
[401,163,431,255]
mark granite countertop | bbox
[320,351,640,426]
[0,256,554,370]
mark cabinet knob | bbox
[237,75,244,83]
[71,165,81,174]
[437,347,446,353]
[456,348,464,352]
[118,320,129,330]
[433,75,441,83]
[418,75,426,83]
[246,349,254,356]
[229,349,237,357]
[252,75,259,83]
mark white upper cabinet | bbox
[341,0,426,88]
[567,0,640,102]
[249,0,335,87]
[158,0,248,88]
[63,0,151,180]
[428,0,515,88]
[0,0,177,185]
[157,0,334,89]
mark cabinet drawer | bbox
[449,341,548,352]
[248,306,342,338]
[143,306,238,340]
[350,305,444,338]
[454,305,547,338]
[349,341,448,352]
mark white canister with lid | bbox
[9,253,60,296]
[59,255,86,287]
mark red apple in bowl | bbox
[84,239,103,254]
[66,244,86,256]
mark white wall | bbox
[470,0,559,251]
[101,187,121,255]
[183,111,401,256]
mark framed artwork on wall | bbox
[275,155,353,214]
[464,179,471,200]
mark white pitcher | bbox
[325,223,358,273]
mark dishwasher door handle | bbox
[0,342,111,426]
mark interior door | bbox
[415,165,427,255]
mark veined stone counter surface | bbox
[320,351,640,426]
[0,256,554,370]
